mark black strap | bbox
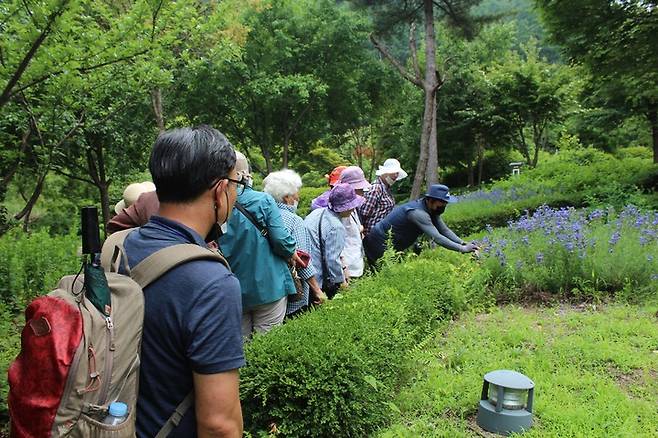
[234,202,270,240]
[317,210,330,285]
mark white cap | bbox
[375,158,408,181]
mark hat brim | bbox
[426,194,458,203]
[331,195,365,213]
[376,167,407,180]
[352,181,371,191]
[114,200,126,214]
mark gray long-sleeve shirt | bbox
[407,209,464,252]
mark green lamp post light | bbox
[476,369,535,436]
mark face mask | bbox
[292,200,299,211]
[206,185,231,242]
[384,175,396,186]
[433,206,446,215]
[205,223,222,243]
[243,176,253,188]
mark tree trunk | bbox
[261,144,273,174]
[85,133,111,235]
[282,138,289,169]
[467,159,474,187]
[411,0,440,198]
[648,102,658,164]
[477,137,485,186]
[151,88,165,133]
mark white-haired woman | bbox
[263,169,326,317]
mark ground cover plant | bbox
[478,204,658,302]
[377,305,658,437]
[444,148,658,235]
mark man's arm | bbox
[434,216,464,245]
[407,209,463,252]
[194,370,243,438]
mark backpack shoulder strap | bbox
[317,210,329,282]
[100,228,136,272]
[130,243,229,289]
[155,392,194,438]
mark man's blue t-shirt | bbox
[123,216,245,437]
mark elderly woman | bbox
[304,183,365,298]
[263,169,326,317]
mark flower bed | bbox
[478,205,658,301]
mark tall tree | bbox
[356,0,482,198]
[536,0,658,162]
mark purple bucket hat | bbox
[328,183,365,213]
[339,166,371,191]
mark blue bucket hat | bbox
[425,184,457,203]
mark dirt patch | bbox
[607,364,657,397]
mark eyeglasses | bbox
[226,177,247,196]
[210,177,247,196]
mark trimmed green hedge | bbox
[241,255,489,437]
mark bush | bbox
[241,257,475,437]
[297,186,327,218]
[0,229,80,310]
[444,149,658,235]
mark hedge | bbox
[240,255,489,437]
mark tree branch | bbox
[52,167,95,185]
[370,33,423,87]
[0,0,71,108]
[7,48,150,100]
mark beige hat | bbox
[114,181,156,214]
[235,151,251,179]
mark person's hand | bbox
[460,242,479,253]
[311,287,327,305]
[290,252,304,267]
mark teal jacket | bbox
[219,187,296,310]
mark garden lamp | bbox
[476,369,534,436]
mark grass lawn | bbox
[377,304,658,437]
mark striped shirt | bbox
[358,177,395,235]
[303,207,346,286]
[277,203,316,315]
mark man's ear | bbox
[213,179,228,205]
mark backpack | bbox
[8,228,229,438]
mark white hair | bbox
[263,169,303,203]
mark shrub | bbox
[297,186,327,218]
[241,258,474,437]
[0,229,80,310]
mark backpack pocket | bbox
[77,408,136,438]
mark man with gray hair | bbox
[219,154,297,337]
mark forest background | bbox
[1,0,656,237]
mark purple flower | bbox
[609,232,620,246]
[536,252,544,263]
